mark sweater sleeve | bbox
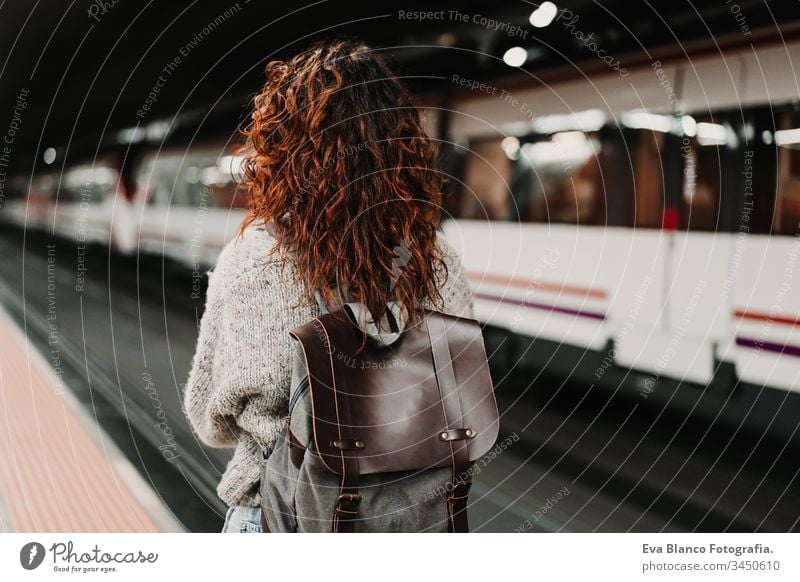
[183,252,307,453]
[183,242,317,506]
[183,255,240,449]
[212,261,298,452]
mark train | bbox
[2,35,799,398]
[441,36,800,396]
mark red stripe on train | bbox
[733,309,800,327]
[467,272,608,299]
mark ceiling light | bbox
[503,47,528,67]
[696,122,727,146]
[533,109,606,133]
[775,128,800,146]
[529,2,558,28]
[621,111,672,133]
[681,116,697,137]
[501,136,520,159]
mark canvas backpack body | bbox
[259,303,499,533]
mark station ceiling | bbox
[0,0,797,167]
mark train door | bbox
[725,108,800,393]
[608,119,683,384]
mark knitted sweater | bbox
[183,224,476,507]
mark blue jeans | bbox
[222,505,263,533]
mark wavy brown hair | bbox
[239,39,446,327]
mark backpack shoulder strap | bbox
[426,311,472,533]
[289,313,363,532]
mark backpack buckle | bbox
[331,438,365,450]
[335,492,362,515]
[439,428,476,441]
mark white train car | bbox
[442,37,800,394]
[2,158,134,251]
[130,145,247,268]
[3,37,799,400]
[1,145,247,269]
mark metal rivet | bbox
[465,429,474,437]
[440,432,448,440]
[355,440,364,449]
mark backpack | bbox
[259,301,499,533]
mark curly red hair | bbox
[239,39,446,326]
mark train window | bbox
[137,157,172,207]
[618,113,676,229]
[61,163,118,204]
[457,138,512,220]
[455,130,607,225]
[522,131,603,224]
[680,116,724,231]
[775,111,800,235]
[197,155,248,210]
[26,173,59,203]
[136,150,247,210]
[630,129,665,228]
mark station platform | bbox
[0,306,183,533]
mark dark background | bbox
[2,0,798,171]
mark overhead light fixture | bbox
[551,131,589,143]
[503,46,528,67]
[145,121,170,141]
[117,126,145,144]
[217,155,245,179]
[64,166,118,188]
[681,116,697,137]
[533,109,606,133]
[775,128,800,146]
[184,166,202,184]
[529,2,558,28]
[501,136,520,159]
[621,111,672,133]
[202,166,223,186]
[743,121,755,141]
[696,122,727,146]
[520,139,595,164]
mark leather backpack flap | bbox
[289,310,499,477]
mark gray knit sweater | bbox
[183,224,476,507]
